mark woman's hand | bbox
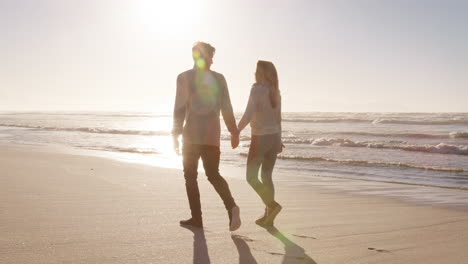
[231,132,240,149]
[278,143,285,153]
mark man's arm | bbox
[172,73,189,154]
[219,75,238,134]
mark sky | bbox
[1,0,467,112]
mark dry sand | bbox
[1,145,468,264]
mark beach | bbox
[1,144,468,264]
[3,0,468,262]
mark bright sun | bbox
[135,0,199,34]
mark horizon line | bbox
[1,110,467,114]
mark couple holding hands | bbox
[172,41,283,231]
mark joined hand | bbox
[231,132,240,149]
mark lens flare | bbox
[193,50,201,58]
[196,58,206,69]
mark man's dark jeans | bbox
[182,143,236,219]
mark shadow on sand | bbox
[231,234,258,264]
[181,225,211,264]
[181,225,316,264]
[181,226,259,264]
[264,226,317,264]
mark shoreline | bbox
[4,142,468,210]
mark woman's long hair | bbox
[255,60,280,108]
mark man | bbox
[172,42,241,231]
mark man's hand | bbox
[231,132,240,149]
[173,135,180,155]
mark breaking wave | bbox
[308,138,468,155]
[450,132,468,138]
[76,145,159,154]
[281,117,468,126]
[0,123,170,136]
[331,131,454,139]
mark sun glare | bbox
[116,117,182,169]
[135,0,200,34]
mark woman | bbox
[237,60,283,227]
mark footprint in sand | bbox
[267,252,285,256]
[376,249,391,253]
[231,234,256,242]
[368,247,391,253]
[267,251,313,262]
[292,234,317,240]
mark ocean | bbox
[1,112,467,190]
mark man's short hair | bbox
[192,42,216,59]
